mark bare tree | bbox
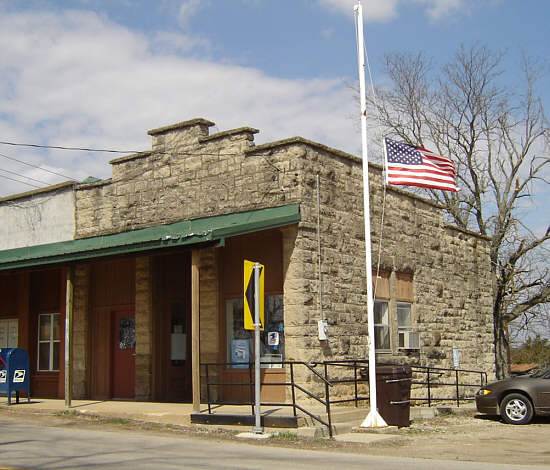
[510,299,550,346]
[371,46,550,378]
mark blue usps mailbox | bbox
[0,348,31,405]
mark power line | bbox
[0,173,42,189]
[0,152,75,181]
[0,139,287,196]
[0,168,49,186]
[0,141,282,173]
[0,140,267,161]
[0,141,136,154]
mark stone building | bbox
[0,118,495,407]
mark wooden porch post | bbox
[64,266,74,409]
[191,250,200,413]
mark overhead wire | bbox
[0,167,50,187]
[0,139,285,201]
[0,142,282,174]
[0,141,135,154]
[0,151,75,181]
[364,24,389,300]
[0,173,42,189]
[355,13,388,299]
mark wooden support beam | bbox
[64,266,74,409]
[191,250,201,413]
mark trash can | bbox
[376,364,412,427]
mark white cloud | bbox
[318,0,466,22]
[318,0,399,22]
[415,0,464,19]
[178,0,203,28]
[152,31,210,54]
[320,27,336,40]
[0,8,358,195]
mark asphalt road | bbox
[0,418,548,470]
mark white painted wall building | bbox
[0,182,75,250]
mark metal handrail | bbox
[200,359,488,436]
[200,360,333,386]
[410,365,487,407]
[200,360,336,437]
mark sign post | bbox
[253,263,262,434]
[244,260,265,434]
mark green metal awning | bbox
[0,203,300,272]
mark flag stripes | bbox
[384,138,458,192]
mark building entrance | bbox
[154,252,192,402]
[111,309,136,399]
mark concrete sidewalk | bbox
[0,398,392,442]
[1,398,278,427]
[0,397,475,444]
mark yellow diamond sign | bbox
[244,260,264,331]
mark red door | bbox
[111,310,135,399]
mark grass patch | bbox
[54,410,131,426]
[272,431,299,441]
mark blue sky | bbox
[0,0,548,202]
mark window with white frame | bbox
[38,313,60,371]
[226,295,285,368]
[0,319,18,348]
[397,302,419,349]
[374,300,390,350]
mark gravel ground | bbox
[361,411,550,466]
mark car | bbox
[476,367,550,424]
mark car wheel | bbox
[500,393,534,425]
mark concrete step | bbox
[299,407,368,427]
[296,418,366,438]
[298,404,477,438]
[410,404,476,419]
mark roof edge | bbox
[245,136,364,165]
[0,203,301,272]
[244,137,449,211]
[76,178,112,190]
[109,150,153,165]
[0,181,76,204]
[148,118,215,136]
[199,127,259,144]
[443,223,492,242]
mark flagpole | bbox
[382,137,389,187]
[354,1,387,428]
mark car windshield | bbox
[530,367,550,378]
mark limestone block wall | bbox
[72,264,90,399]
[135,256,153,400]
[72,117,495,403]
[75,121,302,237]
[196,247,220,401]
[281,145,495,399]
[198,247,220,364]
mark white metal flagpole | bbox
[354,1,388,428]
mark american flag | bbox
[384,138,458,192]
